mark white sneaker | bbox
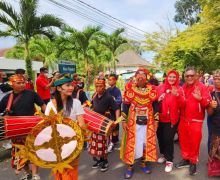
[165,161,173,173]
[2,142,12,149]
[157,156,166,163]
[32,174,41,180]
[107,142,114,153]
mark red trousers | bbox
[178,120,203,164]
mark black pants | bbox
[157,122,177,162]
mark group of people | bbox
[0,66,220,180]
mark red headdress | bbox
[95,77,106,85]
[9,74,25,85]
[135,68,152,80]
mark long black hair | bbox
[53,86,73,117]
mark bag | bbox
[208,158,220,177]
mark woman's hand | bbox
[77,115,87,130]
[122,122,128,132]
[171,86,179,96]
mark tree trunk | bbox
[85,56,89,91]
[24,41,33,80]
[113,55,116,74]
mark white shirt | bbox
[45,98,84,121]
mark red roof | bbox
[0,48,10,57]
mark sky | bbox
[0,0,182,60]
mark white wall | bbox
[0,58,43,72]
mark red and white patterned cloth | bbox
[88,132,107,157]
[11,136,29,173]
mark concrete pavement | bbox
[0,121,219,180]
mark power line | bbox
[65,0,145,38]
[46,0,144,40]
[73,0,147,35]
[62,0,145,39]
[10,0,145,41]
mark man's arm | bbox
[33,92,46,112]
[44,78,55,90]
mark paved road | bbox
[0,121,219,180]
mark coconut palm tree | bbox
[0,0,63,79]
[59,25,101,90]
[29,37,58,70]
[98,28,128,73]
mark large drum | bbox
[0,116,43,139]
[83,108,114,136]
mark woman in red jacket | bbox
[157,70,184,173]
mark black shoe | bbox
[175,159,190,168]
[20,173,32,180]
[189,163,197,175]
[92,160,103,169]
[100,161,109,172]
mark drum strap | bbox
[5,93,13,114]
[91,93,97,104]
[5,92,22,115]
[76,89,83,100]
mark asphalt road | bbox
[0,121,219,180]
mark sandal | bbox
[124,167,133,179]
[140,166,152,174]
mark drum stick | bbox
[113,116,122,125]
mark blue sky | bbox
[0,0,182,60]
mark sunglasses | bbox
[185,74,195,78]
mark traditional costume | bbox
[207,72,220,177]
[88,77,119,172]
[120,68,158,179]
[0,74,45,180]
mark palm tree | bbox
[0,0,63,79]
[59,25,101,90]
[6,37,58,70]
[98,28,128,73]
[29,37,58,70]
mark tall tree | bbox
[98,28,128,73]
[0,0,63,79]
[174,0,201,26]
[59,26,101,90]
[6,37,58,70]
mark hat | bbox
[54,76,73,87]
[135,68,152,80]
[9,74,25,85]
[204,73,210,77]
[95,77,106,85]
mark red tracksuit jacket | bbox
[157,84,185,125]
[181,81,211,122]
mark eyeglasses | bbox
[185,75,195,78]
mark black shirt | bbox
[210,91,220,135]
[92,91,119,120]
[0,90,44,116]
[72,89,88,105]
[0,83,12,93]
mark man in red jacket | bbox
[176,67,211,175]
[36,67,55,104]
